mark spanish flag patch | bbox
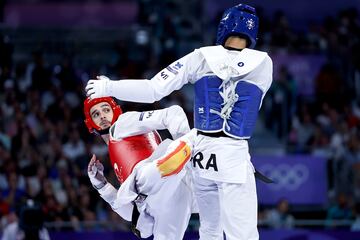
[157,141,191,177]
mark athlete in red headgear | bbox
[84,97,197,240]
[84,97,162,183]
[84,97,122,135]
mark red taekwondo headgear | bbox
[83,97,122,134]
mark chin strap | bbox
[93,127,110,136]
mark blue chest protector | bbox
[194,75,263,139]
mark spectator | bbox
[326,192,353,228]
[351,203,360,231]
[62,129,86,161]
[30,51,52,93]
[2,173,27,210]
[1,199,50,240]
[267,65,297,139]
[265,198,295,229]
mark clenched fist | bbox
[85,75,111,99]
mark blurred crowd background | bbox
[0,0,360,237]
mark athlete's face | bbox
[90,102,114,130]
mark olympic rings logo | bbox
[259,164,309,191]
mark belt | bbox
[131,202,141,239]
[131,182,148,239]
[198,130,230,138]
[254,170,274,183]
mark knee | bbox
[199,221,222,238]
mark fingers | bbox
[97,75,109,81]
[88,156,104,175]
[85,80,94,91]
[91,154,96,162]
[86,88,95,98]
[85,77,108,99]
[88,154,95,167]
[91,164,98,175]
[85,79,102,99]
[85,80,97,97]
[85,86,93,94]
[95,161,104,172]
[85,82,94,98]
[88,154,97,172]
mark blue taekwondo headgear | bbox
[216,4,259,48]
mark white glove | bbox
[85,75,111,99]
[88,154,107,190]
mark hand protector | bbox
[88,154,107,190]
[85,75,111,99]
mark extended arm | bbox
[86,77,165,103]
[85,52,197,103]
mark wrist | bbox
[93,179,107,190]
[105,79,113,96]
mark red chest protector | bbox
[108,131,162,183]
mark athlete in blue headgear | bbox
[85,4,273,240]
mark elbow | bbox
[146,85,163,103]
[147,81,170,103]
[169,105,186,115]
[144,99,157,104]
[152,92,164,103]
[153,90,164,102]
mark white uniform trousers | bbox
[193,163,258,240]
[134,141,194,240]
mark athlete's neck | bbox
[224,36,247,50]
[101,134,110,145]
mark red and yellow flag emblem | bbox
[157,141,191,177]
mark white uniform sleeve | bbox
[97,182,118,210]
[97,182,135,221]
[258,55,273,93]
[113,105,190,140]
[106,51,199,103]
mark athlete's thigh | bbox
[135,139,187,195]
[151,182,192,240]
[135,161,163,195]
[218,166,258,240]
[193,175,223,240]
